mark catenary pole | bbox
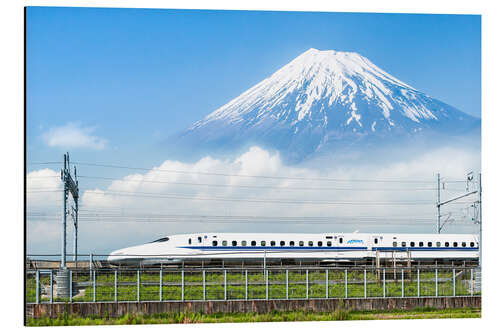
[61,154,68,269]
[437,173,440,234]
[479,172,482,269]
[60,152,79,270]
[73,166,79,267]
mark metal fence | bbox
[26,267,481,304]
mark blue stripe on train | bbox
[373,247,478,251]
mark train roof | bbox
[166,232,478,237]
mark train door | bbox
[371,236,381,251]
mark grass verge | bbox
[27,307,480,326]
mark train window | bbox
[339,238,343,244]
[188,238,192,245]
[327,241,332,247]
[374,238,378,244]
[419,242,424,247]
[436,242,441,247]
[152,237,169,243]
[318,241,323,246]
[242,241,247,246]
[251,241,256,246]
[470,242,475,247]
[453,242,458,247]
[393,242,397,247]
[290,241,295,246]
[232,241,237,246]
[402,242,406,247]
[271,241,276,246]
[428,242,432,247]
[198,237,202,243]
[261,241,266,246]
[280,241,285,246]
[410,242,415,247]
[299,241,304,246]
[326,236,333,239]
[222,240,227,246]
[462,242,466,247]
[308,241,314,246]
[445,242,449,247]
[212,241,218,246]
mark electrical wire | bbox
[65,161,439,184]
[76,175,442,191]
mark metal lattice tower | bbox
[60,152,79,269]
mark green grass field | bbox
[26,307,481,326]
[26,268,479,303]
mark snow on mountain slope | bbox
[179,48,479,162]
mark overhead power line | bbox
[58,161,439,184]
[26,216,475,226]
[28,162,61,165]
[27,187,476,206]
[28,189,438,205]
[27,212,474,225]
[77,175,442,191]
[24,182,467,193]
[26,175,60,178]
[27,212,436,219]
[25,183,468,192]
[27,161,474,189]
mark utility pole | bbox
[60,152,79,268]
[479,173,482,269]
[56,152,79,298]
[436,172,478,234]
[61,155,67,269]
[71,205,79,267]
[71,166,79,268]
[437,173,441,234]
[438,171,482,290]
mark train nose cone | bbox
[107,250,125,263]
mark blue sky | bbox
[25,7,482,253]
[26,7,480,168]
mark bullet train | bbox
[107,232,479,266]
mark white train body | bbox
[108,232,479,265]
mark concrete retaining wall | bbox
[26,296,481,319]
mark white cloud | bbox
[26,169,63,254]
[26,146,481,255]
[42,122,107,150]
[27,168,62,207]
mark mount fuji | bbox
[176,48,480,163]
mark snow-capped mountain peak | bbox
[180,48,478,163]
[190,48,444,132]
